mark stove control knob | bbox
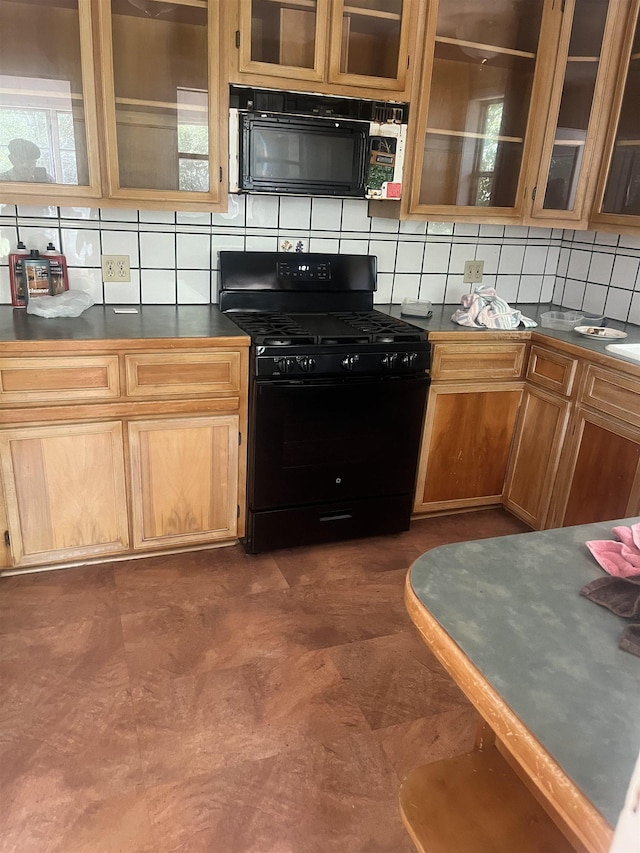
[401,352,418,368]
[298,356,316,372]
[380,353,396,369]
[341,354,360,371]
[276,357,297,373]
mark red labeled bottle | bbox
[9,241,29,307]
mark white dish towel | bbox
[451,284,537,329]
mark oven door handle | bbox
[319,511,353,522]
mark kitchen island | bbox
[404,519,640,852]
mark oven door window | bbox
[250,375,429,510]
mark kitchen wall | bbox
[2,196,640,323]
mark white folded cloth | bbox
[451,284,537,329]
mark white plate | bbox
[574,326,628,339]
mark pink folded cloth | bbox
[586,522,640,578]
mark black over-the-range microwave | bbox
[229,86,409,200]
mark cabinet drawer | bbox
[431,343,526,381]
[0,356,120,403]
[125,351,242,397]
[580,364,640,427]
[526,345,578,397]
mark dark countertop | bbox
[0,305,248,343]
[2,302,640,370]
[409,519,640,827]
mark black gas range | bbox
[220,251,430,553]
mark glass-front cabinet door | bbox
[407,0,560,220]
[526,0,629,227]
[98,0,222,205]
[0,0,101,201]
[237,0,330,83]
[328,0,413,92]
[592,0,640,227]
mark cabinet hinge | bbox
[235,30,240,49]
[4,530,9,548]
[531,186,537,201]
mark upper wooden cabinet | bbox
[0,0,102,202]
[406,0,562,222]
[231,0,418,98]
[97,0,224,206]
[525,0,630,228]
[591,0,640,230]
[0,0,226,210]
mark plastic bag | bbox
[26,290,94,318]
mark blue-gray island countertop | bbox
[406,519,640,852]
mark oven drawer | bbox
[245,495,414,553]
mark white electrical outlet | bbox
[463,260,484,284]
[102,254,131,282]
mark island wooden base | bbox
[400,746,576,853]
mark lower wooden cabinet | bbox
[550,407,640,528]
[128,415,239,549]
[503,385,572,529]
[0,422,130,567]
[414,383,523,514]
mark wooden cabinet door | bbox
[0,422,129,568]
[503,386,571,529]
[414,382,523,514]
[525,0,629,228]
[237,0,330,83]
[591,0,640,228]
[128,415,239,549]
[0,0,102,204]
[552,406,640,527]
[407,0,561,221]
[328,0,414,93]
[97,0,223,206]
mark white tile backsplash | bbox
[101,228,139,265]
[498,245,525,275]
[611,254,640,290]
[4,195,640,318]
[141,268,176,303]
[422,242,451,274]
[582,283,608,314]
[395,241,424,273]
[177,232,211,269]
[279,197,311,231]
[177,270,211,304]
[139,231,175,269]
[311,197,343,231]
[391,273,421,302]
[61,228,101,267]
[104,270,140,304]
[419,273,446,303]
[369,239,397,273]
[605,287,632,321]
[587,252,614,285]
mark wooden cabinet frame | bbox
[96,0,225,207]
[0,0,103,208]
[231,0,419,99]
[524,0,631,229]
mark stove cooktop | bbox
[228,310,427,347]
